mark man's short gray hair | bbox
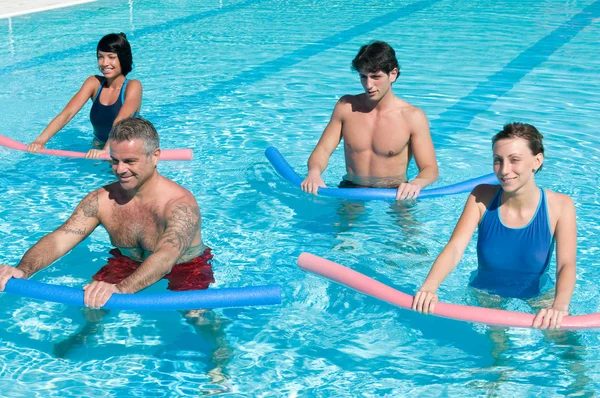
[109,117,160,155]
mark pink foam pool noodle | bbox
[0,134,193,161]
[297,252,600,330]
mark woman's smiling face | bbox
[493,137,544,192]
[97,50,122,78]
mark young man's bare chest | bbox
[342,110,410,157]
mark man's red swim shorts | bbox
[92,247,215,291]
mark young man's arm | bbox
[396,108,439,200]
[301,98,346,195]
[0,190,101,290]
[83,198,200,308]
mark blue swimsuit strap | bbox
[489,187,546,226]
[93,78,106,102]
[121,78,129,103]
[93,78,128,103]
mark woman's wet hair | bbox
[351,41,399,75]
[492,122,545,172]
[109,117,159,155]
[97,33,133,76]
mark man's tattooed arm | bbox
[161,204,200,254]
[116,201,201,294]
[17,190,101,278]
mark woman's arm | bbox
[412,185,488,313]
[533,193,577,329]
[28,76,99,152]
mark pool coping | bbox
[0,0,96,19]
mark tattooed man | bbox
[0,117,214,308]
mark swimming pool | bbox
[1,0,599,395]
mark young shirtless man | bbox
[0,117,213,308]
[301,41,439,200]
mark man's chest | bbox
[342,114,410,155]
[102,204,165,249]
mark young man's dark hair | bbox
[351,41,399,75]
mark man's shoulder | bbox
[340,93,362,101]
[92,183,125,210]
[395,102,429,132]
[337,94,362,107]
[161,177,198,207]
[334,94,371,116]
[164,193,200,220]
[395,100,425,118]
[98,182,120,198]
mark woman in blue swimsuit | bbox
[28,33,142,158]
[413,123,577,329]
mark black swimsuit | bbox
[89,78,129,142]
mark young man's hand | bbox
[301,171,327,196]
[396,182,421,200]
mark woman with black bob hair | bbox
[28,33,142,158]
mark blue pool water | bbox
[1,0,600,395]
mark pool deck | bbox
[0,0,96,19]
